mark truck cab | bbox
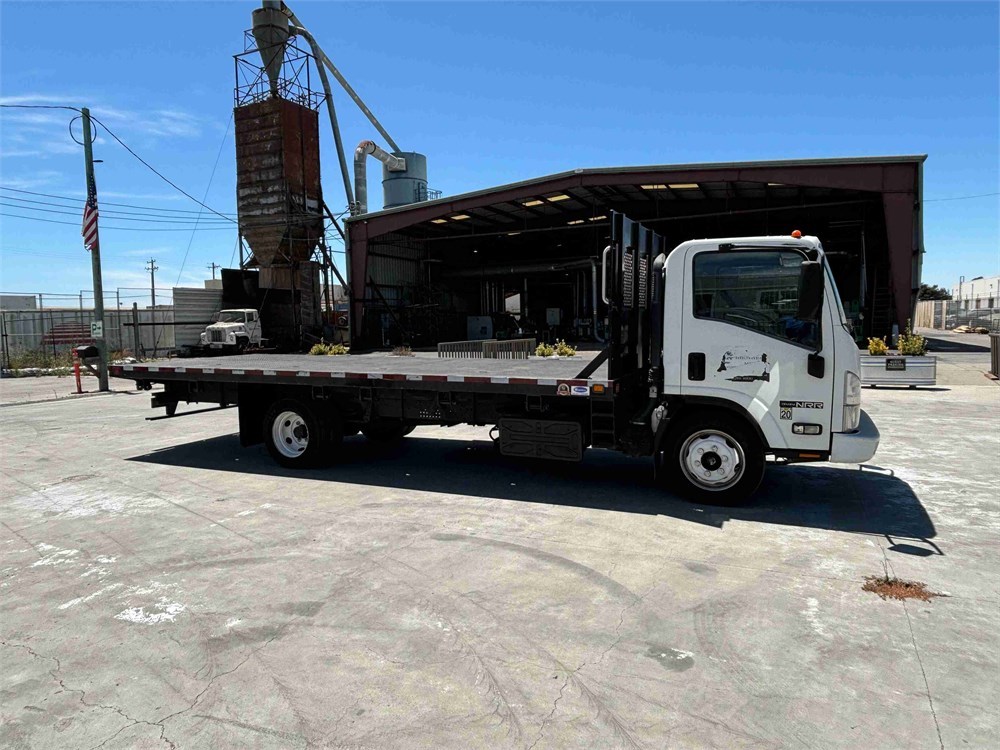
[200,309,262,351]
[600,214,878,503]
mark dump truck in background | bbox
[111,213,878,505]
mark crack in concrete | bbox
[527,665,578,750]
[0,640,173,750]
[594,562,671,666]
[900,599,946,750]
[4,613,298,750]
[854,471,946,750]
[151,620,290,731]
[0,521,44,559]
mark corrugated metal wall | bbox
[0,308,174,356]
[173,288,224,348]
[367,232,426,300]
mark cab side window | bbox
[693,250,819,348]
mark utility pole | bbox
[146,258,158,356]
[207,262,220,280]
[82,107,109,391]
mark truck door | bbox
[247,310,261,343]
[679,243,835,454]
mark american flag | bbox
[81,174,99,252]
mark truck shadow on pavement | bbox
[128,432,936,543]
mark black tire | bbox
[262,399,340,468]
[361,420,415,443]
[661,412,765,506]
[236,336,249,353]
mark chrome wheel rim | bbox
[679,430,745,491]
[272,410,309,458]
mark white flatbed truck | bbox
[111,213,879,505]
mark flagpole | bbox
[82,107,109,391]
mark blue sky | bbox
[1,1,997,304]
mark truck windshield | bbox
[217,311,246,323]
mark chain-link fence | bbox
[914,299,1000,332]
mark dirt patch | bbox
[863,575,940,602]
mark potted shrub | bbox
[859,321,936,387]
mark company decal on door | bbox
[717,349,771,383]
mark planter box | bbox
[860,354,937,387]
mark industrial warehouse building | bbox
[345,154,925,349]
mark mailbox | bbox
[75,345,100,363]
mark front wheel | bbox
[263,399,339,468]
[662,413,764,506]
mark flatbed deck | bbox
[109,352,611,393]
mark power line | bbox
[175,112,234,285]
[87,113,237,224]
[228,235,241,269]
[0,186,237,216]
[0,104,80,112]
[1,193,234,221]
[924,192,1000,203]
[0,200,233,225]
[1,211,233,231]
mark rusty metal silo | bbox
[234,98,323,266]
[233,19,329,343]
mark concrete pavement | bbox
[1,374,997,749]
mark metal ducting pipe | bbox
[285,23,354,209]
[591,258,604,343]
[280,4,400,154]
[354,140,405,215]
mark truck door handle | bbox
[688,352,705,381]
[601,245,611,304]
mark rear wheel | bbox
[361,420,414,443]
[263,399,339,468]
[662,413,764,506]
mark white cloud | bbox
[0,94,85,106]
[0,170,69,190]
[0,93,205,165]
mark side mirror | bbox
[797,261,824,323]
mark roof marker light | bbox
[451,214,471,221]
[431,219,448,224]
[791,230,802,238]
[522,199,544,207]
[547,194,571,202]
